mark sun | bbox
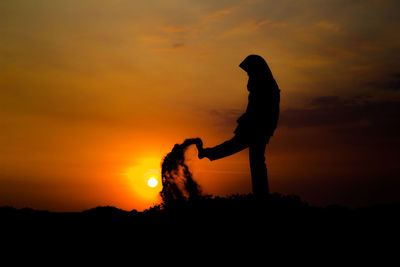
[147,177,158,188]
[124,157,162,200]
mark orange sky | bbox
[1,0,400,211]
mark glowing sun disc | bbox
[147,177,158,188]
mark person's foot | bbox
[192,138,206,159]
[200,148,211,160]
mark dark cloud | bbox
[206,94,400,139]
[309,96,345,107]
[279,96,400,138]
[364,72,400,91]
[172,43,185,49]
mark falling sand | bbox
[160,138,202,206]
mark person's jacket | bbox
[234,79,280,138]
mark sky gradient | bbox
[1,0,400,211]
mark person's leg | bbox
[249,136,270,197]
[202,135,249,161]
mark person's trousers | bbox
[205,134,270,196]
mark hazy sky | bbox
[1,0,400,211]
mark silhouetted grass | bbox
[2,193,398,224]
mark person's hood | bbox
[239,54,271,74]
[240,55,280,92]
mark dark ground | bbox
[2,193,399,233]
[1,193,399,258]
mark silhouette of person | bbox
[195,55,280,197]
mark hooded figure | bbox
[235,55,280,138]
[195,55,280,197]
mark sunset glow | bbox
[124,157,162,206]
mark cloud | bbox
[203,91,400,142]
[208,108,243,128]
[309,96,345,107]
[364,72,400,91]
[151,42,186,52]
[172,43,185,49]
[217,18,283,39]
[159,25,189,34]
[279,95,400,139]
[315,21,342,34]
[203,7,235,21]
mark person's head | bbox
[239,54,277,91]
[239,54,273,78]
